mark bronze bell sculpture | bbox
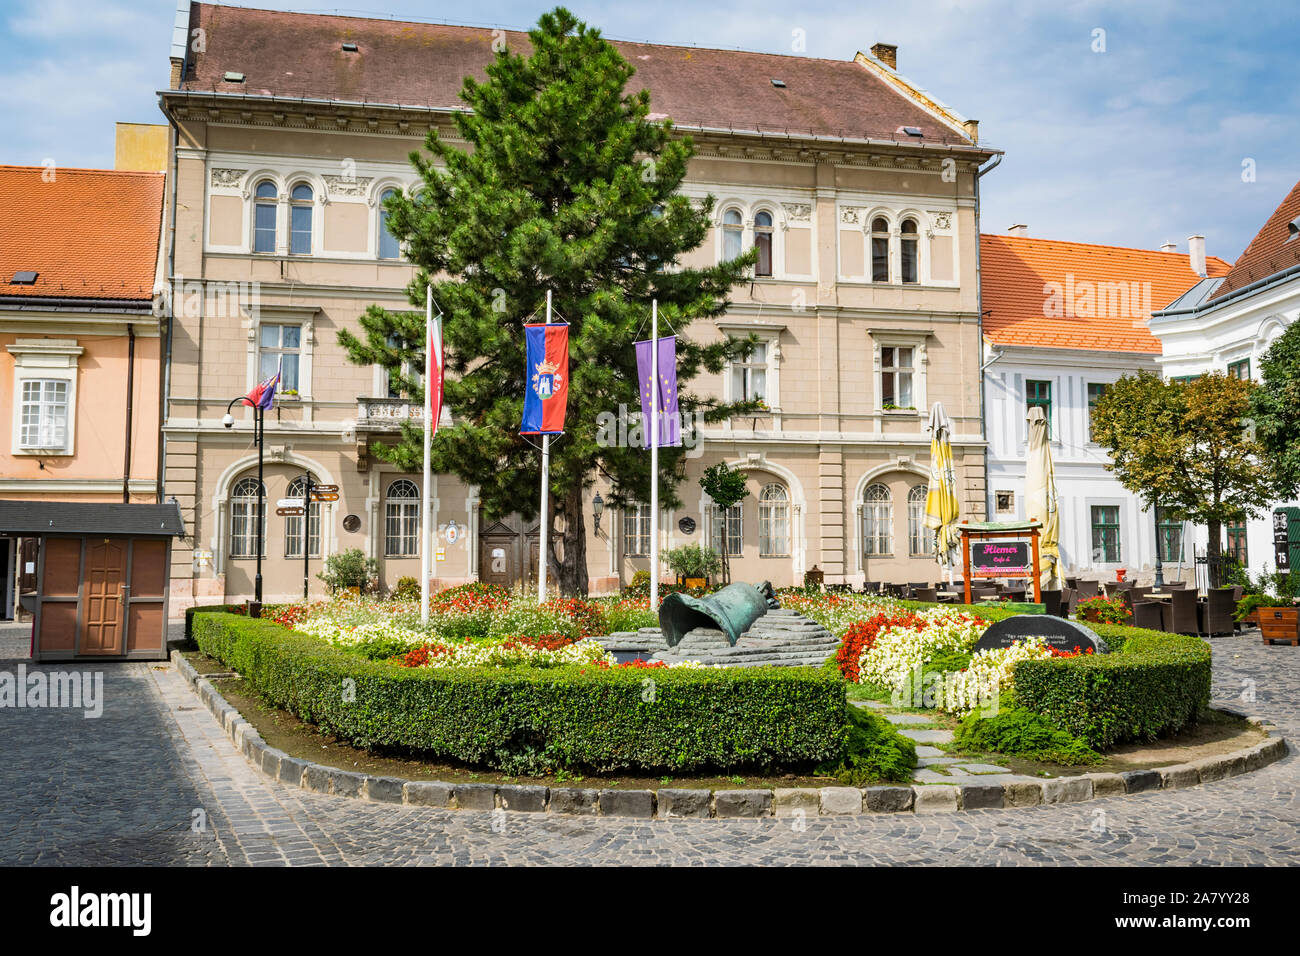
[658,581,776,647]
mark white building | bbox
[981,229,1232,584]
[1150,178,1300,580]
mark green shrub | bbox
[954,697,1101,765]
[816,706,917,785]
[662,544,722,580]
[318,548,378,593]
[392,576,420,601]
[1013,632,1211,749]
[192,612,847,775]
[185,603,245,641]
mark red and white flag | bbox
[426,299,444,438]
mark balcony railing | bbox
[355,397,424,430]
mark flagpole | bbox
[421,284,432,624]
[650,299,659,610]
[538,289,553,603]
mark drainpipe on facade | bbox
[123,323,135,503]
[974,151,1003,521]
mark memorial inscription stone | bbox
[973,614,1110,654]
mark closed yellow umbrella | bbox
[924,402,961,582]
[1024,405,1062,589]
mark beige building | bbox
[158,3,997,611]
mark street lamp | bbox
[1152,504,1165,588]
[592,492,604,534]
[224,395,265,611]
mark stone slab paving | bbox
[1,632,1297,865]
[0,621,31,660]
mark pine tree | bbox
[339,7,758,596]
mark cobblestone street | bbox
[1,628,1296,866]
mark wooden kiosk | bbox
[959,520,1043,605]
[0,501,186,662]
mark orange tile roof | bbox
[0,165,164,302]
[980,234,1232,353]
[1210,177,1300,301]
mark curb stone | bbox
[914,786,960,813]
[170,648,1294,820]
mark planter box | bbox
[683,577,707,589]
[1259,606,1300,645]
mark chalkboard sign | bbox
[970,540,1031,577]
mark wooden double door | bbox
[478,516,540,591]
[35,535,170,660]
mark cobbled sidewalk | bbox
[1,632,1297,865]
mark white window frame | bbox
[384,478,421,557]
[245,305,318,411]
[718,324,784,412]
[284,475,322,558]
[7,339,82,456]
[870,331,928,415]
[623,503,651,557]
[907,484,933,556]
[229,476,266,560]
[862,483,894,557]
[758,483,790,557]
[711,502,744,557]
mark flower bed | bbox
[191,611,848,775]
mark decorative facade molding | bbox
[323,174,374,199]
[210,167,247,190]
[928,211,953,231]
[782,202,812,222]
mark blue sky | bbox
[2,0,1296,262]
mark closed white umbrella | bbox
[924,402,961,583]
[1024,405,1062,589]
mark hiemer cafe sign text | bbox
[970,541,1031,577]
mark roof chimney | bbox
[1007,224,1028,237]
[1160,241,1177,253]
[1187,235,1206,277]
[871,43,897,70]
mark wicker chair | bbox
[1040,588,1062,617]
[1162,587,1200,636]
[1165,581,1189,589]
[861,581,882,595]
[1132,601,1164,630]
[1204,588,1236,637]
[913,587,938,603]
[1003,588,1027,602]
[1057,587,1074,619]
[1075,579,1100,599]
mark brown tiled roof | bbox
[0,166,164,301]
[981,234,1232,353]
[181,4,977,146]
[1209,178,1300,301]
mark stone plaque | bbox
[973,614,1110,655]
[678,516,696,535]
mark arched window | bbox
[284,475,322,558]
[722,208,743,261]
[253,180,277,253]
[230,477,265,559]
[754,210,774,276]
[378,188,400,260]
[908,484,933,556]
[384,478,420,556]
[871,217,890,282]
[900,218,919,283]
[289,182,313,255]
[758,483,789,557]
[862,483,893,556]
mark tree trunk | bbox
[1207,518,1223,588]
[552,481,589,597]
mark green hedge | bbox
[1012,632,1211,749]
[193,612,848,775]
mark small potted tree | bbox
[318,548,379,597]
[663,544,722,589]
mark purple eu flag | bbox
[634,335,681,448]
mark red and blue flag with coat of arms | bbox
[242,358,281,410]
[520,323,569,435]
